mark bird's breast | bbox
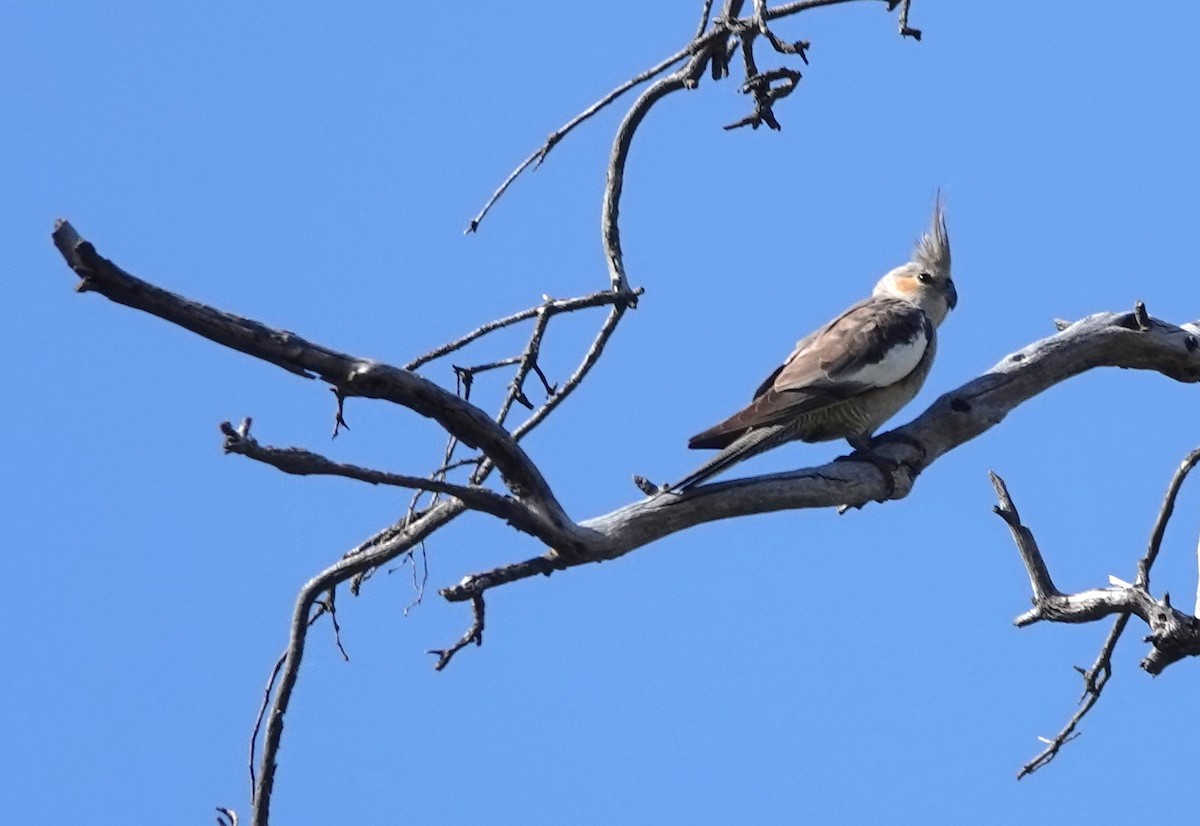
[830,323,928,389]
[797,335,937,443]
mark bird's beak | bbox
[945,279,958,311]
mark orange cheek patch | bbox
[891,276,919,296]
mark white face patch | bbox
[837,327,928,388]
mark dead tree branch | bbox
[59,1,1200,821]
[247,497,468,826]
[443,309,1200,603]
[404,290,631,371]
[471,0,920,232]
[218,419,577,548]
[51,219,624,826]
[991,449,1200,777]
[50,221,570,528]
[428,595,486,671]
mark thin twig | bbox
[251,498,468,826]
[319,588,350,662]
[469,298,637,486]
[455,356,521,377]
[495,308,552,427]
[1136,447,1200,588]
[895,0,922,40]
[1195,530,1200,618]
[1017,613,1129,778]
[695,0,717,38]
[400,540,430,616]
[405,290,627,371]
[754,0,811,60]
[465,49,692,234]
[602,55,709,296]
[428,595,486,670]
[249,602,331,799]
[219,420,577,547]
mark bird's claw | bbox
[870,431,928,464]
[835,447,907,502]
[854,450,901,499]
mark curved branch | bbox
[472,0,897,251]
[50,221,569,526]
[443,310,1200,602]
[219,420,578,549]
[600,48,715,295]
[251,497,467,826]
[403,289,632,371]
[464,46,692,234]
[991,456,1200,776]
[1137,446,1200,587]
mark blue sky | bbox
[6,1,1200,823]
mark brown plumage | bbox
[671,200,956,491]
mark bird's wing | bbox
[689,297,932,449]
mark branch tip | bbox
[430,595,486,670]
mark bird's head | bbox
[873,197,956,326]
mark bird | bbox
[670,199,956,492]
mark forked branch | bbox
[991,449,1200,777]
[50,221,569,528]
[442,309,1200,604]
[470,0,923,234]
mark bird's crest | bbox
[913,193,950,274]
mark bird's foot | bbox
[869,431,928,464]
[834,439,921,512]
[841,448,902,499]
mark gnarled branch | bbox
[991,448,1200,778]
[50,221,571,531]
[443,309,1200,602]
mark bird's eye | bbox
[917,272,933,284]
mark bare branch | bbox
[1017,614,1130,779]
[1137,446,1200,588]
[892,0,922,40]
[248,600,332,799]
[444,309,1200,602]
[990,472,1058,604]
[494,306,554,426]
[991,456,1200,777]
[317,589,350,662]
[251,497,468,826]
[428,595,486,671]
[603,55,710,296]
[696,0,718,39]
[50,221,569,523]
[404,290,630,371]
[218,420,578,548]
[763,0,882,22]
[472,0,896,237]
[465,48,692,234]
[1195,532,1200,619]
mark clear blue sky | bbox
[7,2,1200,823]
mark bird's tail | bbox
[671,424,792,492]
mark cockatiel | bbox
[672,199,956,492]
